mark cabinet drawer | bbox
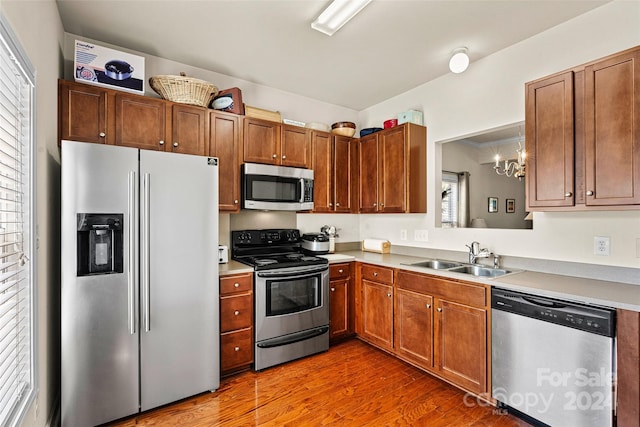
[221,327,253,372]
[396,270,486,308]
[330,263,351,279]
[361,264,393,285]
[220,273,252,295]
[220,293,253,332]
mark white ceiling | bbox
[56,0,609,111]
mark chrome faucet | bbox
[466,241,491,264]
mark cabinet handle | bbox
[99,132,106,138]
[426,303,431,309]
[336,203,340,207]
[373,203,377,207]
[234,200,239,204]
[338,269,343,273]
[331,287,336,292]
[565,192,572,197]
[380,203,384,207]
[586,190,594,196]
[387,292,392,298]
[437,307,442,312]
[234,346,240,352]
[272,154,277,158]
[373,272,378,277]
[282,155,286,160]
[234,310,240,316]
[173,142,179,147]
[159,140,165,145]
[329,202,333,207]
[234,282,240,288]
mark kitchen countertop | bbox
[218,250,640,312]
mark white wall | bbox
[0,1,64,426]
[357,0,640,268]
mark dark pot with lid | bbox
[301,233,329,254]
[104,60,134,80]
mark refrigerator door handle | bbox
[142,172,151,332]
[128,171,136,334]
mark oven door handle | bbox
[256,265,328,278]
[256,326,329,349]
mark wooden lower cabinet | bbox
[395,288,433,369]
[358,265,490,396]
[219,272,253,375]
[329,262,354,342]
[435,299,487,394]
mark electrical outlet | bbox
[594,236,610,256]
[400,229,407,241]
[414,229,429,241]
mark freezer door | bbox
[61,141,140,427]
[139,150,219,411]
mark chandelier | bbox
[494,140,526,180]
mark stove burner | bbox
[285,253,303,259]
[254,258,278,266]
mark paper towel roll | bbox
[362,238,391,253]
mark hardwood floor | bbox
[108,339,531,426]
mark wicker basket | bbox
[149,72,218,107]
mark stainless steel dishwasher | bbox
[491,287,616,427]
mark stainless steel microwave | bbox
[242,163,314,211]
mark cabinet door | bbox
[334,136,355,213]
[281,125,310,168]
[395,288,433,369]
[525,72,575,208]
[59,81,108,144]
[329,278,349,339]
[584,49,640,206]
[243,118,280,164]
[435,299,487,394]
[311,131,333,213]
[209,111,241,212]
[115,94,166,150]
[361,279,393,350]
[379,126,407,213]
[358,135,379,213]
[170,104,207,155]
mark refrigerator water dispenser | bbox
[77,213,124,276]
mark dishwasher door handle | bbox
[522,295,567,309]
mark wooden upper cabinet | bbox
[525,72,575,209]
[584,48,640,206]
[115,93,166,150]
[311,132,357,213]
[281,124,310,168]
[333,135,356,213]
[59,80,109,144]
[358,123,426,213]
[243,117,281,164]
[311,131,333,213]
[525,45,640,210]
[358,134,380,213]
[209,111,241,212]
[170,104,207,155]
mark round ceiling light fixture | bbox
[449,47,470,74]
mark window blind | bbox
[0,14,35,427]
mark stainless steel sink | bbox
[448,265,512,277]
[408,260,463,270]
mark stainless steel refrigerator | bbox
[61,140,219,427]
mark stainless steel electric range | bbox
[231,229,330,370]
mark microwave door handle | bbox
[299,178,305,203]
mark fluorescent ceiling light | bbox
[449,47,470,73]
[311,0,372,36]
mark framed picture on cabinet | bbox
[488,197,498,213]
[506,198,515,213]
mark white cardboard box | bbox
[397,110,424,125]
[74,40,145,94]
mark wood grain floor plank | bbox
[107,339,530,426]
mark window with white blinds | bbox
[0,14,36,427]
[441,171,459,228]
